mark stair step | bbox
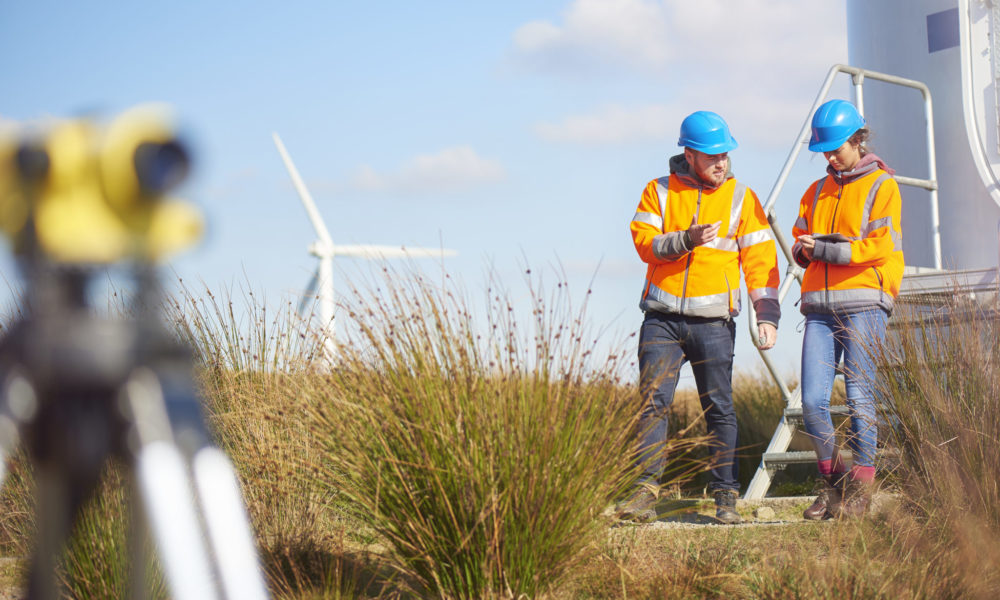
[783,406,850,419]
[761,451,827,466]
[783,405,895,420]
[762,448,901,469]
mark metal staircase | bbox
[743,64,941,500]
[746,384,878,499]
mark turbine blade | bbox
[297,268,320,316]
[272,132,334,246]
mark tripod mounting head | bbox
[0,104,203,264]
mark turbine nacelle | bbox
[308,241,334,258]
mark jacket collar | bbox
[826,153,896,185]
[669,153,733,190]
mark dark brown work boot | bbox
[615,485,658,523]
[713,489,742,524]
[836,478,873,518]
[803,474,843,521]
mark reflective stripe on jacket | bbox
[791,157,904,315]
[630,168,780,323]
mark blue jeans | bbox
[800,309,887,469]
[636,311,738,492]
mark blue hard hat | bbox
[809,99,866,152]
[677,111,738,154]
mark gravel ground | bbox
[609,493,899,530]
[0,557,22,600]
[0,495,898,598]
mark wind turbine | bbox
[272,132,456,360]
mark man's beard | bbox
[701,170,726,187]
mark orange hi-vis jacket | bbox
[791,155,904,315]
[630,157,780,324]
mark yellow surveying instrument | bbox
[0,105,269,600]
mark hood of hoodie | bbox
[827,152,896,184]
[668,153,734,190]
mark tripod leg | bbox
[0,370,41,496]
[136,441,219,600]
[193,447,269,600]
[125,357,270,599]
[26,469,73,600]
[0,416,16,496]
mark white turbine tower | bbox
[272,132,456,359]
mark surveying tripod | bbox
[0,106,270,600]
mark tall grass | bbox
[298,266,689,599]
[57,464,167,599]
[169,277,327,373]
[0,278,351,599]
[0,451,32,558]
[872,293,1000,598]
[7,265,998,599]
[564,290,1000,598]
[0,455,169,598]
[168,281,371,598]
[666,368,812,493]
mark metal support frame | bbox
[744,64,941,500]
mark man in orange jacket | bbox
[619,111,780,524]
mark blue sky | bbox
[1,0,849,384]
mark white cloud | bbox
[512,21,563,54]
[513,0,674,71]
[514,0,848,148]
[535,103,680,144]
[517,0,676,72]
[513,0,843,78]
[0,117,18,135]
[351,146,506,195]
[533,90,828,148]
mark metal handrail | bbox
[749,63,941,363]
[743,64,941,499]
[761,64,940,265]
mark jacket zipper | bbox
[680,188,702,313]
[871,266,884,304]
[642,184,670,304]
[724,272,733,315]
[824,179,844,306]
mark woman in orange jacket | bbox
[791,99,903,519]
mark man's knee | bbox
[699,386,734,415]
[800,388,828,412]
[639,394,674,419]
[640,371,680,409]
